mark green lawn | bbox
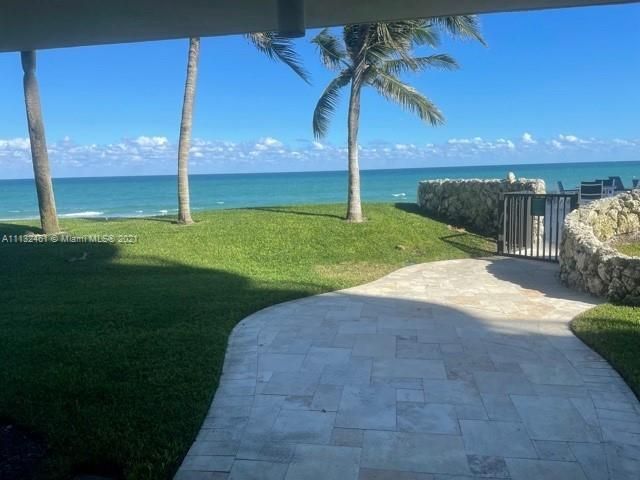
[0,203,493,479]
[572,303,640,399]
[616,241,640,257]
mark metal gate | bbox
[498,192,578,262]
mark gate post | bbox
[497,193,505,255]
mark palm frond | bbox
[374,24,410,54]
[382,54,458,75]
[379,21,439,49]
[312,70,352,139]
[369,68,444,126]
[312,28,346,70]
[430,16,486,45]
[407,22,441,48]
[365,21,441,67]
[246,32,310,83]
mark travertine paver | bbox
[175,258,640,480]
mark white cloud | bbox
[0,138,31,150]
[495,138,516,149]
[252,136,284,153]
[0,133,638,178]
[261,136,283,148]
[522,132,536,144]
[559,134,579,143]
[558,134,590,145]
[134,136,169,147]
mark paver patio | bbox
[175,257,640,479]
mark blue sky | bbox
[0,3,639,178]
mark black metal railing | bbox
[498,192,578,262]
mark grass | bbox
[616,241,640,257]
[571,303,640,399]
[0,203,493,479]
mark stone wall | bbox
[417,175,546,236]
[559,190,640,305]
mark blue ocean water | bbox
[1,161,639,221]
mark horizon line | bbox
[2,158,639,182]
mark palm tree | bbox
[177,34,309,224]
[177,38,200,225]
[21,51,60,234]
[312,18,485,222]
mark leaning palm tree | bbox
[21,51,60,234]
[177,34,308,224]
[312,18,484,222]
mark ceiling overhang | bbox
[0,0,636,52]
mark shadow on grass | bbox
[77,216,180,225]
[393,203,497,258]
[0,222,316,479]
[0,223,44,235]
[138,216,181,224]
[393,202,424,216]
[439,233,496,257]
[393,202,474,231]
[245,206,344,220]
[394,202,482,232]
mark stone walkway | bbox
[175,258,640,480]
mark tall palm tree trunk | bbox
[346,79,364,223]
[21,51,60,234]
[177,37,200,225]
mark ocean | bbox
[1,161,639,221]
